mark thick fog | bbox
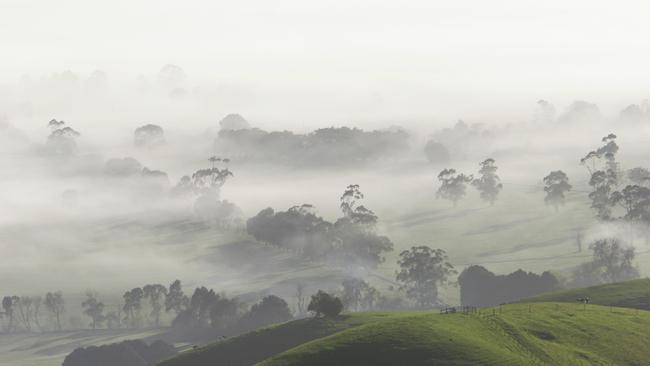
[4,0,650,125]
[3,0,650,318]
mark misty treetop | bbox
[240,295,293,328]
[101,157,171,202]
[170,156,243,228]
[574,133,619,219]
[219,113,250,131]
[340,184,379,226]
[578,133,650,223]
[44,291,65,331]
[543,170,571,211]
[396,246,456,308]
[436,158,505,207]
[534,99,556,123]
[429,120,499,160]
[423,140,451,165]
[46,120,81,155]
[215,126,409,166]
[172,156,233,198]
[246,185,393,268]
[558,100,602,124]
[571,238,640,287]
[82,291,105,330]
[341,278,381,312]
[627,167,650,185]
[436,168,473,207]
[134,123,165,148]
[472,158,503,205]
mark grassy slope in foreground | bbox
[157,313,396,366]
[259,303,650,366]
[526,278,650,310]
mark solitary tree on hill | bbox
[307,291,343,317]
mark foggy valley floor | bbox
[7,1,650,364]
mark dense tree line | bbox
[215,126,409,166]
[458,266,559,307]
[247,185,393,268]
[0,243,462,334]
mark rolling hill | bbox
[157,301,650,366]
[526,278,650,310]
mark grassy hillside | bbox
[526,278,650,310]
[156,313,396,366]
[259,303,650,366]
[156,302,650,366]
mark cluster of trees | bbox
[436,158,503,206]
[172,157,243,228]
[319,248,460,313]
[458,266,559,307]
[573,133,650,223]
[46,119,81,155]
[580,134,621,220]
[2,245,460,335]
[1,281,289,335]
[71,280,347,334]
[100,156,171,203]
[104,157,169,182]
[539,133,650,215]
[571,238,640,287]
[77,281,194,331]
[1,292,64,332]
[340,278,380,312]
[41,115,243,225]
[428,120,497,160]
[215,126,409,166]
[542,99,650,124]
[247,185,393,268]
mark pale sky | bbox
[2,0,650,123]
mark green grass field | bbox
[157,302,650,366]
[156,313,396,366]
[527,278,650,310]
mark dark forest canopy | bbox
[215,126,409,166]
[458,266,559,307]
[246,204,393,268]
[247,185,393,268]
